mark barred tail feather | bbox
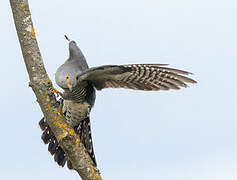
[75,117,97,166]
[39,117,68,168]
[39,117,97,169]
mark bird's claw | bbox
[51,87,62,97]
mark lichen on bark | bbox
[9,0,102,179]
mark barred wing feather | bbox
[75,64,197,91]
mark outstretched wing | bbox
[75,64,197,91]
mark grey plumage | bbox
[40,39,97,168]
[39,37,196,169]
[55,40,89,90]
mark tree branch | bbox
[9,0,102,179]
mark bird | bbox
[39,35,197,170]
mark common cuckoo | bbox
[39,36,196,169]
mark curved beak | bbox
[66,80,73,92]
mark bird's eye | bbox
[76,76,79,80]
[66,75,70,80]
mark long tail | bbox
[39,117,97,169]
[75,117,97,166]
[39,117,70,168]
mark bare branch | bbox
[9,0,102,179]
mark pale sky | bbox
[1,0,237,179]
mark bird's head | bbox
[55,35,89,92]
[55,65,79,92]
[65,74,73,91]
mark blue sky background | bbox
[1,0,237,179]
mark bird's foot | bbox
[57,98,64,115]
[51,87,63,97]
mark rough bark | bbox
[9,0,102,179]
